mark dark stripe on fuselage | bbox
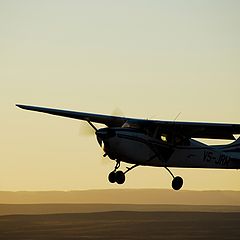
[230,157,240,162]
[220,143,240,149]
[224,148,240,153]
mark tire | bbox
[172,176,183,190]
[108,171,116,183]
[115,171,125,184]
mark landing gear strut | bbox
[165,167,183,190]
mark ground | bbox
[0,211,239,240]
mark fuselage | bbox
[97,127,240,170]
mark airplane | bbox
[16,104,240,190]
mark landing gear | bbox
[165,167,184,190]
[108,171,126,184]
[108,161,125,184]
[107,161,184,190]
[108,160,138,185]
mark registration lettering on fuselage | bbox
[203,150,230,167]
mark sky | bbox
[0,0,240,191]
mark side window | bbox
[155,129,190,146]
[160,134,168,143]
[155,129,168,143]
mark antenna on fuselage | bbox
[170,112,182,146]
[174,112,182,121]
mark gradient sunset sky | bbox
[1,0,240,191]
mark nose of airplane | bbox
[95,128,116,147]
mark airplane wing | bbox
[16,104,128,127]
[16,104,240,140]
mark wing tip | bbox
[16,104,25,109]
[16,104,32,110]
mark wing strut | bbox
[87,121,98,131]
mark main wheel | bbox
[108,171,116,183]
[172,176,183,190]
[115,171,125,184]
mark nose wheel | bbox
[108,161,139,185]
[108,160,126,184]
[108,170,125,184]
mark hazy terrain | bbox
[1,189,240,205]
[0,212,239,240]
[1,203,240,216]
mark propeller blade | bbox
[78,122,95,136]
[97,135,103,147]
[112,107,124,117]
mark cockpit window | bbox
[122,121,156,136]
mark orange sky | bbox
[0,0,240,191]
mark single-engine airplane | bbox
[16,104,240,190]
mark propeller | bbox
[111,107,124,117]
[78,107,124,137]
[78,121,110,164]
[78,121,96,136]
[79,121,103,146]
[78,107,124,165]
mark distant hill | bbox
[0,189,240,205]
